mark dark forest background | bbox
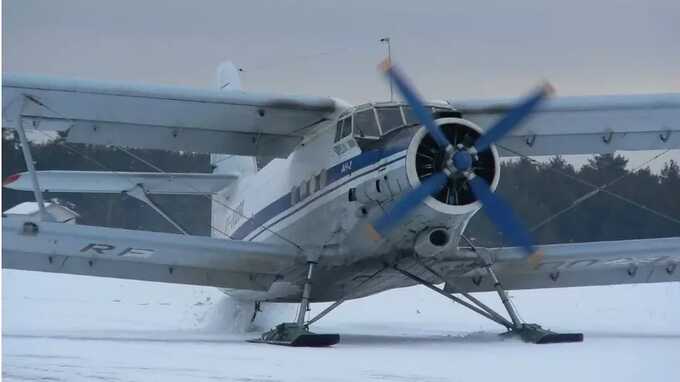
[3,130,680,245]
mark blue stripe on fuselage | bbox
[231,147,406,241]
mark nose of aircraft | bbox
[370,59,553,261]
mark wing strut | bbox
[125,185,189,235]
[14,97,53,221]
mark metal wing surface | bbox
[442,237,680,293]
[450,93,680,157]
[4,170,236,195]
[2,74,338,158]
[2,216,303,291]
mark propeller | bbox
[370,60,553,260]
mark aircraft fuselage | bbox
[212,103,499,302]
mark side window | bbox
[319,169,327,189]
[291,186,299,205]
[354,109,380,138]
[313,174,321,192]
[377,107,405,134]
[309,177,317,194]
[340,117,352,139]
[335,120,343,142]
[335,117,353,142]
[299,180,309,200]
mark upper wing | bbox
[2,74,339,158]
[450,94,680,157]
[2,216,303,290]
[441,237,680,293]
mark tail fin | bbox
[216,61,242,91]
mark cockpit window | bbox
[335,120,343,142]
[402,106,451,125]
[341,117,352,138]
[353,109,380,138]
[335,117,352,142]
[402,106,419,125]
[433,107,451,116]
[338,104,454,144]
[377,107,405,134]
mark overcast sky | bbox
[3,0,679,168]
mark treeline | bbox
[469,154,680,245]
[2,130,679,244]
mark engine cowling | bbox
[406,117,501,215]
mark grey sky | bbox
[3,0,679,169]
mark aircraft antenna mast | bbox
[380,37,393,101]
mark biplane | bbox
[3,61,679,346]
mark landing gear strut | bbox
[476,253,583,344]
[249,260,340,347]
[399,237,583,344]
[250,301,262,323]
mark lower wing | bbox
[442,237,680,293]
[2,216,303,291]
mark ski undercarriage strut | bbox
[249,260,340,347]
[398,236,584,344]
[249,264,388,347]
[249,239,583,347]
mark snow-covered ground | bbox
[3,270,679,381]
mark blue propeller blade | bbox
[467,176,536,255]
[371,171,449,237]
[380,61,451,150]
[473,83,553,153]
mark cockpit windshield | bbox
[334,102,455,143]
[376,107,404,134]
[401,106,418,125]
[353,109,380,138]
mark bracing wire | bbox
[22,127,305,251]
[115,145,304,250]
[22,128,237,239]
[16,90,307,250]
[497,145,680,232]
